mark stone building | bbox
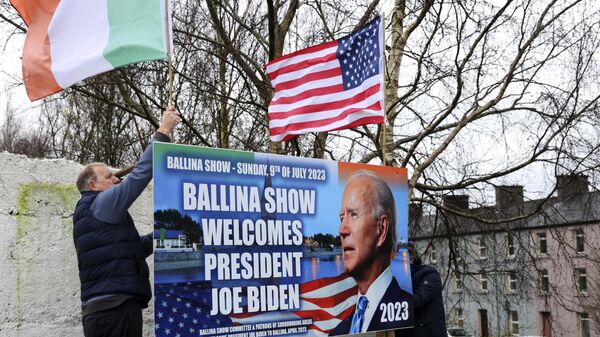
[411,175,599,337]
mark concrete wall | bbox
[0,152,155,337]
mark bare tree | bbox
[0,101,50,158]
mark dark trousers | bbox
[82,299,143,337]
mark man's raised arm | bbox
[92,108,181,224]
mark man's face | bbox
[89,165,120,191]
[339,177,384,276]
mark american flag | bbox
[155,274,357,337]
[230,274,357,337]
[155,282,233,337]
[266,17,385,142]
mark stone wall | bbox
[0,152,155,337]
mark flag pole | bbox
[164,0,174,107]
[102,1,175,180]
[380,12,388,166]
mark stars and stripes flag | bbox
[155,282,233,337]
[230,274,358,337]
[265,17,385,142]
[155,273,358,337]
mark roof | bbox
[153,229,183,239]
[410,191,600,239]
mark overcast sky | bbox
[0,2,593,205]
[0,26,41,128]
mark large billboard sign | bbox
[153,143,412,337]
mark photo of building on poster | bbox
[153,142,413,337]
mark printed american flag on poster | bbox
[265,17,385,142]
[155,282,233,337]
[230,274,358,337]
[154,274,358,337]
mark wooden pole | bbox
[165,0,174,107]
[380,13,388,166]
[115,164,135,179]
[117,0,174,179]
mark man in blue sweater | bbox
[72,107,180,337]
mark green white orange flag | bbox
[10,0,173,101]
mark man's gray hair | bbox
[76,163,104,192]
[347,170,397,256]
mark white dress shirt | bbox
[355,266,393,333]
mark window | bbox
[539,269,549,293]
[575,229,585,253]
[479,237,488,259]
[453,307,465,328]
[509,310,519,335]
[450,247,462,263]
[576,268,587,294]
[453,272,464,292]
[430,247,438,264]
[507,271,517,292]
[507,235,516,258]
[479,272,488,292]
[578,312,590,337]
[537,233,548,255]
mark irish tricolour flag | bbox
[10,0,172,101]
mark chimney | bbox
[495,185,524,211]
[443,195,469,211]
[556,174,589,201]
[409,203,423,223]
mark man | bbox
[72,107,180,337]
[330,170,412,336]
[396,243,447,337]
